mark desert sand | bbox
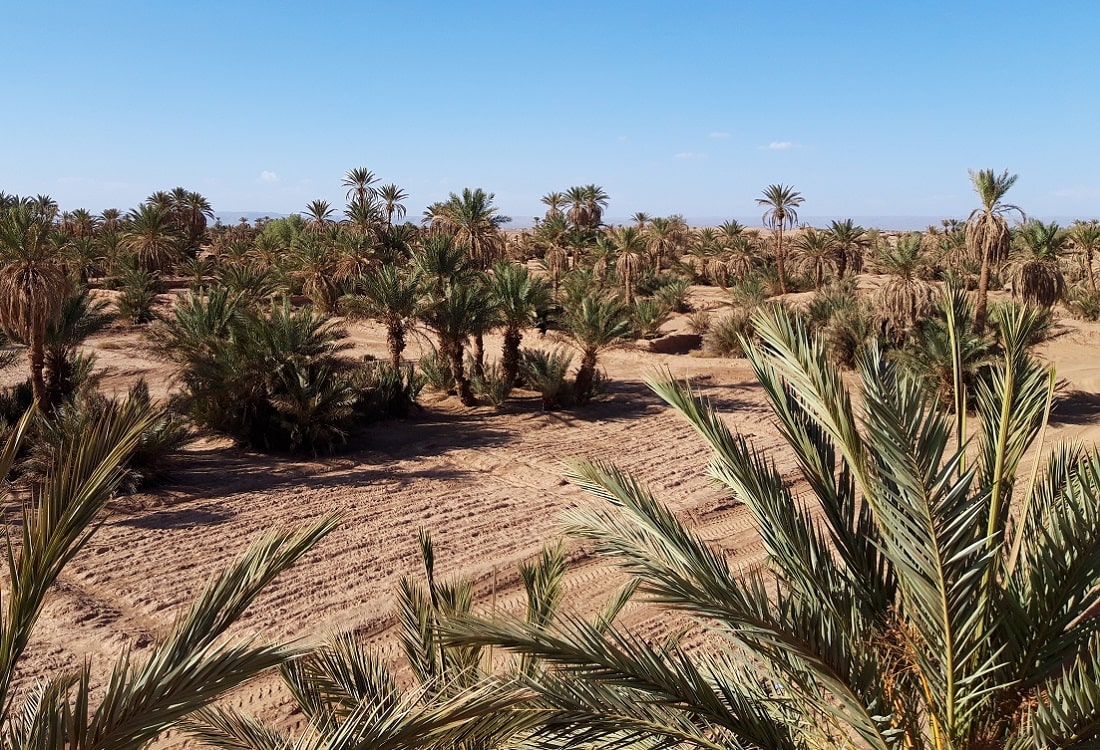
[9,283,1100,745]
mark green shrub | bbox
[520,348,574,410]
[352,360,424,419]
[1067,286,1100,321]
[116,267,162,324]
[703,308,755,357]
[418,350,455,393]
[654,277,693,313]
[153,294,358,453]
[470,359,512,408]
[686,310,712,335]
[632,297,671,339]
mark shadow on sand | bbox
[1051,389,1100,426]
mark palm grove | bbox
[0,167,1098,748]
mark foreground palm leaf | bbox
[457,304,1100,750]
[0,403,339,749]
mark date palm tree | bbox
[460,303,1100,750]
[827,218,869,278]
[425,188,506,270]
[345,264,422,370]
[645,216,686,274]
[1010,220,1067,308]
[756,184,804,294]
[1068,219,1100,290]
[489,260,551,387]
[0,205,72,404]
[792,225,836,289]
[967,169,1024,333]
[377,183,409,226]
[303,199,336,233]
[421,277,493,406]
[121,204,181,272]
[342,166,379,204]
[563,292,631,402]
[609,226,646,305]
[874,232,935,340]
[566,185,610,233]
[540,191,568,222]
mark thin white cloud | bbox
[617,135,628,142]
[761,141,802,151]
[675,152,708,160]
[259,170,279,183]
[709,131,731,139]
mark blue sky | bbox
[4,1,1099,225]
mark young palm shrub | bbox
[791,226,836,289]
[563,293,631,403]
[1066,284,1100,321]
[631,297,671,339]
[891,285,998,408]
[470,358,512,408]
[420,278,495,407]
[703,307,755,357]
[0,405,338,748]
[457,304,1100,750]
[1068,219,1100,290]
[520,347,574,411]
[1009,220,1067,308]
[873,232,935,341]
[350,360,424,419]
[153,294,358,452]
[115,264,163,324]
[418,350,455,393]
[489,260,550,388]
[42,286,113,406]
[686,310,712,335]
[805,279,877,369]
[215,262,279,304]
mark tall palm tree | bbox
[566,185,610,233]
[460,303,1100,750]
[540,191,568,222]
[564,293,630,402]
[826,218,869,279]
[421,277,494,406]
[489,260,551,387]
[630,211,651,231]
[303,199,336,233]
[0,206,72,403]
[424,188,506,270]
[342,166,379,204]
[609,226,646,305]
[1068,219,1100,290]
[1010,220,1067,308]
[121,204,182,272]
[377,183,409,226]
[966,169,1024,334]
[345,264,421,370]
[756,184,804,294]
[791,226,836,289]
[645,216,686,275]
[873,232,935,339]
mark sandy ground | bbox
[7,283,1100,745]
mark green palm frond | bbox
[1011,631,1100,750]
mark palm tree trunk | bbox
[448,343,477,406]
[473,332,486,380]
[837,251,848,280]
[776,226,788,295]
[29,328,46,405]
[502,328,522,387]
[973,254,992,335]
[1087,250,1096,291]
[574,350,597,403]
[387,322,405,371]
